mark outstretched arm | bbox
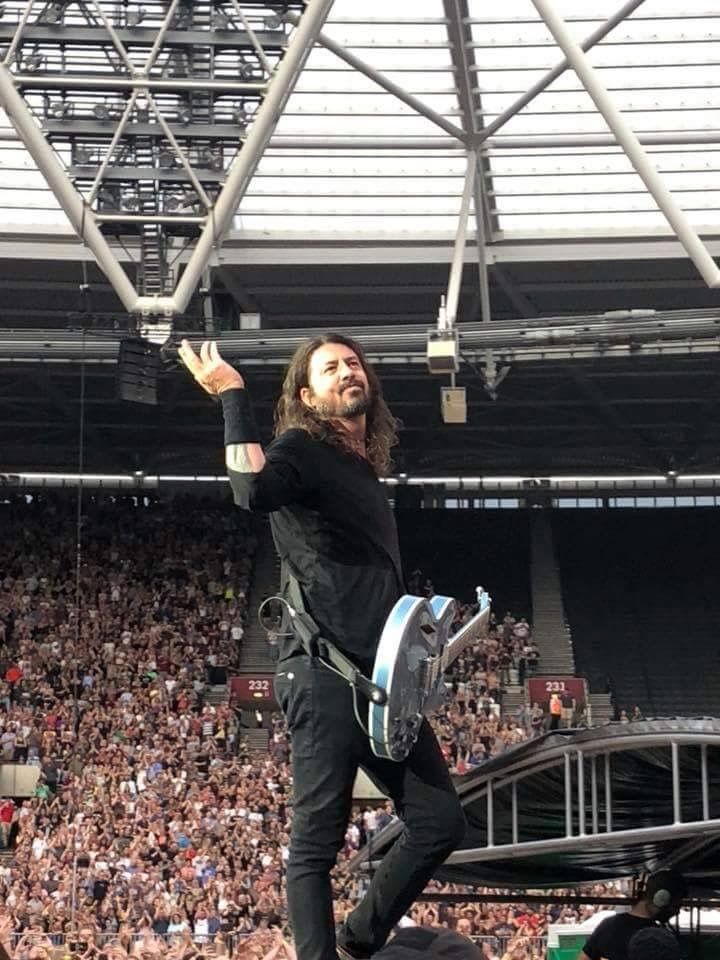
[178,340,312,510]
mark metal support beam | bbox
[283,10,468,143]
[0,0,333,316]
[530,0,720,290]
[566,366,670,472]
[13,74,266,92]
[492,264,539,320]
[5,307,720,362]
[446,821,720,866]
[443,0,497,323]
[263,130,720,151]
[217,267,262,315]
[476,0,646,144]
[0,62,139,312]
[170,0,335,315]
[0,25,285,51]
[443,0,499,235]
[445,154,476,325]
[473,154,492,324]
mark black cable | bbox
[71,334,86,738]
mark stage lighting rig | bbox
[5,0,303,308]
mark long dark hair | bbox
[274,333,399,476]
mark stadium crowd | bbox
[0,494,600,960]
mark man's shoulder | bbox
[270,427,312,449]
[264,428,317,465]
[585,913,655,951]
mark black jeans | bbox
[274,654,466,960]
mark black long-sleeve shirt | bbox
[225,416,404,668]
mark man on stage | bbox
[180,334,465,960]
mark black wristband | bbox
[220,388,261,445]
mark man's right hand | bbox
[178,340,245,397]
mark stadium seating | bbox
[553,508,720,717]
[395,508,532,620]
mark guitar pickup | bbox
[419,654,440,694]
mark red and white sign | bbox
[527,676,587,708]
[230,674,276,706]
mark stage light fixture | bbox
[213,12,230,30]
[135,99,150,123]
[97,186,121,211]
[264,14,282,30]
[41,3,64,24]
[177,105,192,125]
[232,103,248,126]
[199,147,223,172]
[164,191,197,212]
[158,149,176,169]
[239,62,255,81]
[24,52,45,72]
[127,6,146,27]
[49,100,73,120]
[93,103,111,121]
[174,7,192,29]
[120,192,140,212]
[73,145,93,165]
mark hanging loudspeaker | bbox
[117,337,161,405]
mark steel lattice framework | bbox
[0,0,328,314]
[1,3,720,476]
[0,2,717,318]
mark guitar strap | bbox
[279,560,320,658]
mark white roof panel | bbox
[236,0,720,245]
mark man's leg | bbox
[275,656,359,960]
[340,719,465,956]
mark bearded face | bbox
[301,343,372,421]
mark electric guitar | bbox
[368,594,491,761]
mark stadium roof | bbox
[1,1,720,476]
[240,0,720,251]
[1,2,719,256]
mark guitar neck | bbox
[441,607,490,673]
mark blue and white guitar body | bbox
[369,593,491,762]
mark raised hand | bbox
[178,339,245,396]
[0,915,13,960]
